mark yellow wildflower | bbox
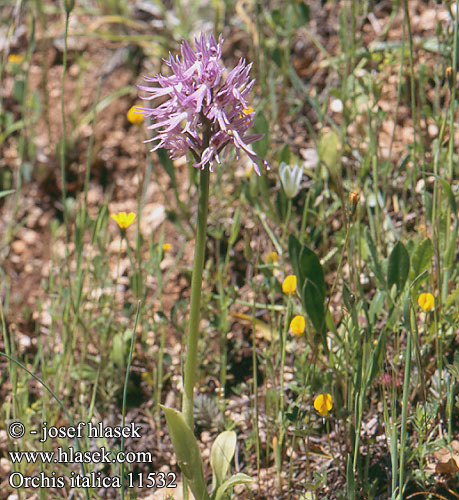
[290,316,305,337]
[127,106,144,125]
[314,393,333,418]
[111,211,136,229]
[418,293,434,312]
[265,251,278,264]
[8,54,23,64]
[282,275,297,295]
[162,243,172,252]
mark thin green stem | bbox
[398,305,413,500]
[120,301,141,500]
[281,198,292,248]
[279,298,292,464]
[60,9,70,262]
[182,167,210,430]
[251,292,261,493]
[448,0,459,180]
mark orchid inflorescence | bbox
[137,33,269,175]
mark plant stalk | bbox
[182,167,210,430]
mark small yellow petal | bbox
[314,393,333,418]
[162,243,172,252]
[8,54,23,64]
[290,316,305,337]
[418,293,434,312]
[265,252,278,264]
[282,275,297,295]
[126,212,136,225]
[239,106,254,119]
[127,106,144,125]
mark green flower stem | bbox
[279,298,292,450]
[120,301,141,500]
[398,306,413,500]
[182,166,210,430]
[281,198,292,247]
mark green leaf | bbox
[437,178,457,221]
[387,241,410,294]
[214,473,252,500]
[318,130,340,179]
[289,236,326,334]
[228,207,241,249]
[299,246,326,333]
[302,279,326,333]
[110,332,125,368]
[410,238,433,279]
[13,79,25,103]
[299,246,326,298]
[278,144,290,164]
[288,234,302,285]
[368,290,386,324]
[271,9,284,27]
[210,431,236,491]
[445,224,457,268]
[296,2,310,23]
[161,406,209,500]
[252,112,269,158]
[368,330,386,383]
[129,270,143,299]
[0,189,15,199]
[365,227,385,286]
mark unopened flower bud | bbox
[63,0,75,14]
[446,66,455,88]
[349,191,359,216]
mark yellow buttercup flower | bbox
[282,275,297,295]
[265,251,278,264]
[162,243,172,252]
[127,106,144,125]
[314,393,333,418]
[8,54,23,64]
[418,293,434,312]
[290,316,305,337]
[111,211,136,229]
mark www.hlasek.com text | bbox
[9,447,152,464]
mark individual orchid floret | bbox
[137,33,268,174]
